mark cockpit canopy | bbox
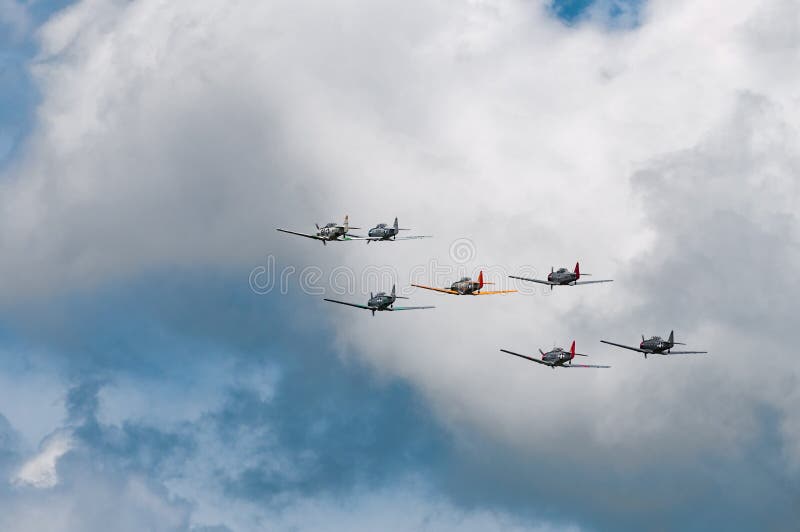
[651,336,662,341]
[324,222,337,228]
[459,277,471,282]
[374,292,386,297]
[557,268,568,273]
[376,223,387,228]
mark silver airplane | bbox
[276,215,360,245]
[412,271,516,296]
[324,285,434,316]
[353,217,431,243]
[500,341,611,369]
[601,330,707,359]
[510,262,613,290]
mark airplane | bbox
[500,341,611,369]
[354,217,431,243]
[324,284,434,316]
[510,262,613,290]
[276,215,360,245]
[411,271,517,296]
[600,330,707,359]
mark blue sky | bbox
[549,0,643,25]
[1,0,799,530]
[0,1,72,162]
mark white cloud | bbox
[11,429,73,488]
[0,0,799,522]
[2,471,191,532]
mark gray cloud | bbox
[1,0,799,529]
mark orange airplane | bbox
[412,271,516,296]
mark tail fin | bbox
[478,271,484,289]
[391,284,396,297]
[394,217,399,231]
[344,215,349,233]
[574,262,580,280]
[570,341,576,360]
[668,330,674,344]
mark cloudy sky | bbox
[0,0,798,530]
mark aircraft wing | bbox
[323,299,372,310]
[600,340,647,353]
[411,284,460,295]
[662,350,708,355]
[392,235,431,240]
[276,228,324,240]
[509,275,553,286]
[355,235,432,241]
[500,349,551,366]
[474,290,517,295]
[563,363,611,368]
[389,305,436,311]
[573,280,614,285]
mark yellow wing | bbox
[411,284,460,295]
[473,290,517,295]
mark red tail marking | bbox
[570,340,576,360]
[574,262,580,280]
[477,271,484,289]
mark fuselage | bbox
[368,223,398,240]
[640,337,673,353]
[541,347,573,365]
[367,292,395,310]
[318,222,346,240]
[547,268,578,285]
[449,277,481,295]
